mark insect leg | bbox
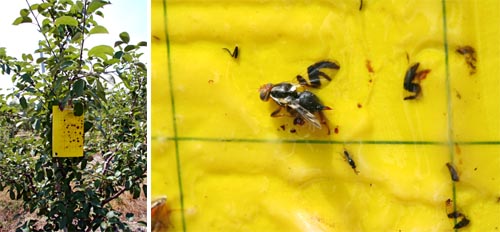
[296,75,309,87]
[270,106,284,117]
[306,61,340,88]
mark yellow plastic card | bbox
[152,0,500,231]
[52,106,84,157]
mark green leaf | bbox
[96,79,106,100]
[124,45,136,52]
[21,73,32,83]
[88,45,114,59]
[54,76,69,92]
[30,4,39,10]
[106,211,116,219]
[22,53,34,61]
[132,185,140,198]
[114,41,124,47]
[88,0,109,14]
[0,47,6,57]
[32,119,41,130]
[125,180,132,189]
[74,102,84,116]
[71,32,82,43]
[72,79,86,97]
[13,16,32,25]
[36,57,47,64]
[38,3,51,12]
[20,9,30,17]
[70,1,84,14]
[118,72,131,89]
[54,16,78,26]
[95,11,104,17]
[60,93,71,110]
[92,63,104,72]
[61,60,74,70]
[81,156,88,169]
[89,25,109,35]
[122,53,132,62]
[42,18,51,27]
[20,96,28,109]
[119,32,130,44]
[125,213,134,221]
[113,51,123,59]
[94,179,101,189]
[137,41,147,47]
[104,58,119,66]
[100,221,109,229]
[84,121,93,133]
[136,62,147,71]
[9,190,15,200]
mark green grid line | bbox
[441,0,458,230]
[153,136,500,146]
[163,0,187,231]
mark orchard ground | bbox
[0,189,146,231]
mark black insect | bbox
[456,45,476,75]
[259,60,340,134]
[445,198,470,230]
[403,63,430,100]
[454,216,470,229]
[446,162,460,182]
[343,149,359,174]
[447,211,463,219]
[260,84,332,133]
[223,46,239,59]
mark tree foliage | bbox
[0,0,147,231]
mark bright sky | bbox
[0,0,148,94]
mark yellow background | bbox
[152,0,500,231]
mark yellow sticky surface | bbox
[52,106,84,157]
[152,0,500,231]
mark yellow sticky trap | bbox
[52,106,84,157]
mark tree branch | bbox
[100,186,127,206]
[25,0,57,59]
[78,0,89,73]
[100,175,143,207]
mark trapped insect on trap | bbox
[52,106,84,157]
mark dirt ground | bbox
[0,190,146,231]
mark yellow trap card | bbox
[52,106,84,157]
[152,0,500,231]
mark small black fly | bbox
[223,46,239,59]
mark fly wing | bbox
[288,103,321,128]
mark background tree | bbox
[0,0,147,231]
